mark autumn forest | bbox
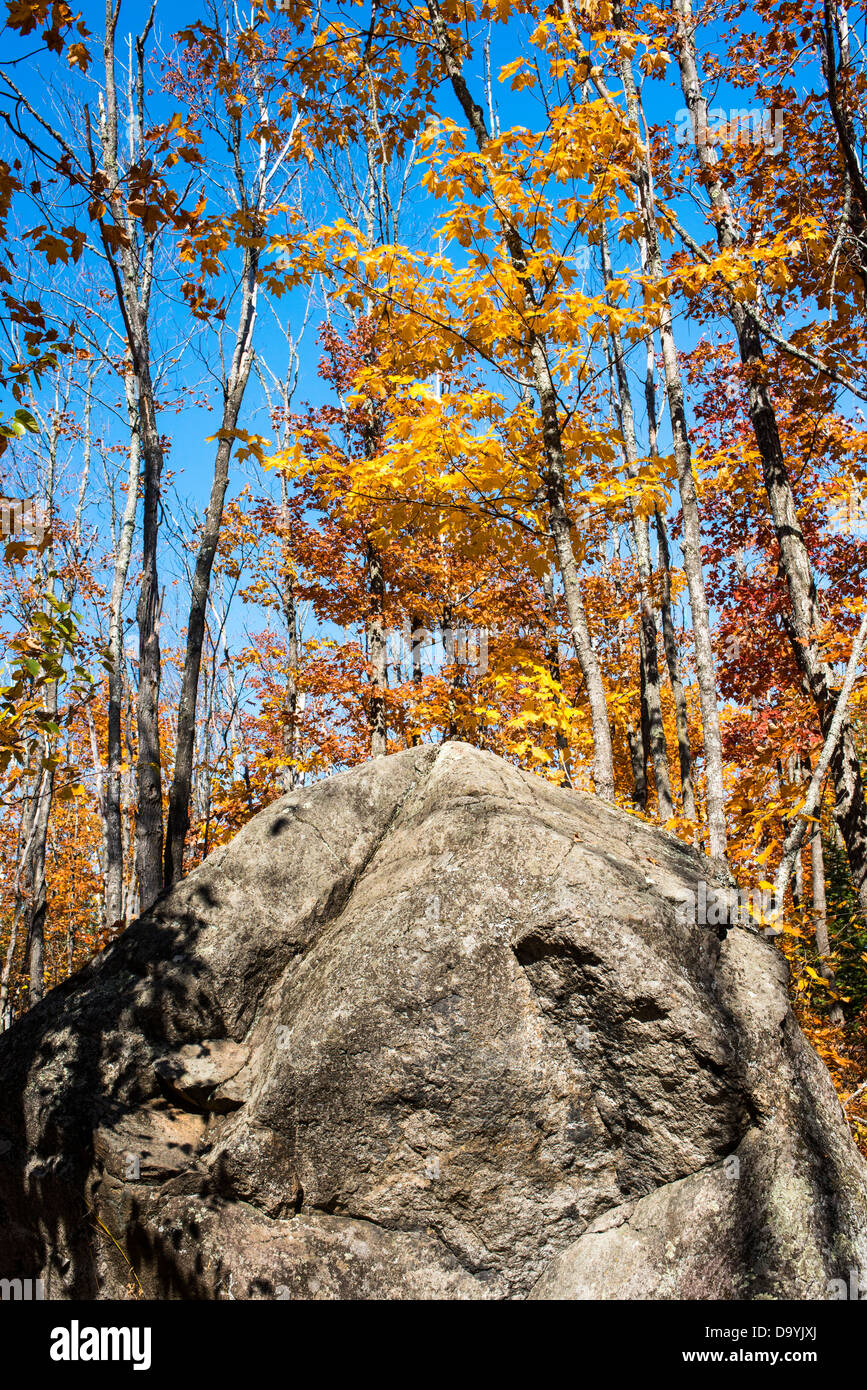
[1,0,866,1145]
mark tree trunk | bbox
[0,899,22,1030]
[407,611,425,746]
[542,432,616,799]
[626,722,647,812]
[25,758,53,1007]
[672,0,867,914]
[277,479,302,790]
[134,418,164,912]
[104,368,141,927]
[163,290,257,888]
[367,539,388,757]
[654,515,697,822]
[100,1,165,912]
[601,230,674,818]
[812,814,845,1025]
[542,569,574,787]
[121,665,137,923]
[282,570,301,790]
[2,769,48,1024]
[644,320,697,822]
[427,0,615,800]
[604,6,726,854]
[163,49,262,886]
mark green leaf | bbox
[13,408,39,434]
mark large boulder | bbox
[0,742,865,1300]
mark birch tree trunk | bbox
[163,21,270,886]
[367,540,388,757]
[654,516,698,821]
[601,228,674,818]
[542,568,574,788]
[600,4,726,853]
[672,0,867,913]
[25,750,53,1006]
[643,318,697,822]
[163,247,259,887]
[104,368,141,927]
[99,0,165,911]
[281,566,301,790]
